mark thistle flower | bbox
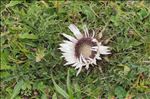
[59,24,110,76]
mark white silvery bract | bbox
[59,24,111,76]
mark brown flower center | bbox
[75,38,97,59]
[79,44,92,58]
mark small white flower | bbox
[59,24,111,76]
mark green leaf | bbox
[1,50,9,66]
[37,82,46,93]
[52,93,57,99]
[0,71,11,78]
[41,93,47,99]
[82,5,95,20]
[124,66,130,75]
[115,37,142,51]
[110,15,120,26]
[115,86,127,99]
[11,80,24,99]
[52,75,69,99]
[6,1,22,7]
[138,8,149,20]
[19,33,38,39]
[1,65,15,70]
[21,81,32,90]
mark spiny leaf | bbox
[115,86,127,99]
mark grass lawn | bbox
[1,0,150,99]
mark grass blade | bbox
[11,80,24,99]
[67,70,74,99]
[52,75,69,99]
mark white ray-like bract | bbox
[59,24,111,76]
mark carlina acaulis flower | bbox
[59,24,111,76]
